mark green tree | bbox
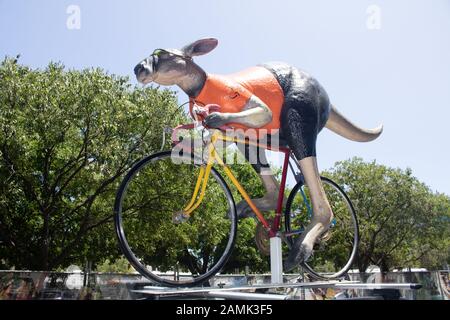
[0,58,184,270]
[394,192,450,271]
[5,58,447,277]
[96,257,135,273]
[323,157,450,272]
[0,57,274,275]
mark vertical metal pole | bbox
[270,236,283,284]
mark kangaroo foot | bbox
[284,215,333,272]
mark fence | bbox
[0,270,448,300]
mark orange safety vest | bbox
[189,66,284,136]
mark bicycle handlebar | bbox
[192,104,232,131]
[192,103,220,120]
[171,104,232,145]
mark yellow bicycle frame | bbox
[181,130,271,230]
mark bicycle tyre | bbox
[114,150,237,287]
[284,176,359,280]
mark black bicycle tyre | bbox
[114,150,237,287]
[284,176,359,280]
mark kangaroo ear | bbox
[181,38,218,57]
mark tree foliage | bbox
[96,257,135,273]
[0,58,184,270]
[323,157,450,272]
[0,58,270,273]
[1,58,448,276]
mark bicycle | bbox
[114,104,359,287]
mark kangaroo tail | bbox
[325,105,383,142]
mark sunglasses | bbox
[151,48,192,60]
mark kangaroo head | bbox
[134,38,218,87]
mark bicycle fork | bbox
[172,145,215,224]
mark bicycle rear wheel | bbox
[284,176,359,280]
[114,151,237,287]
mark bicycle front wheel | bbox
[114,151,237,287]
[285,176,359,280]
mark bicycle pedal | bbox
[319,230,332,242]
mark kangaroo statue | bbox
[134,38,383,271]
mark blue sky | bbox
[1,0,449,195]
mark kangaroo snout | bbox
[134,57,154,84]
[134,62,145,76]
[134,57,151,75]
